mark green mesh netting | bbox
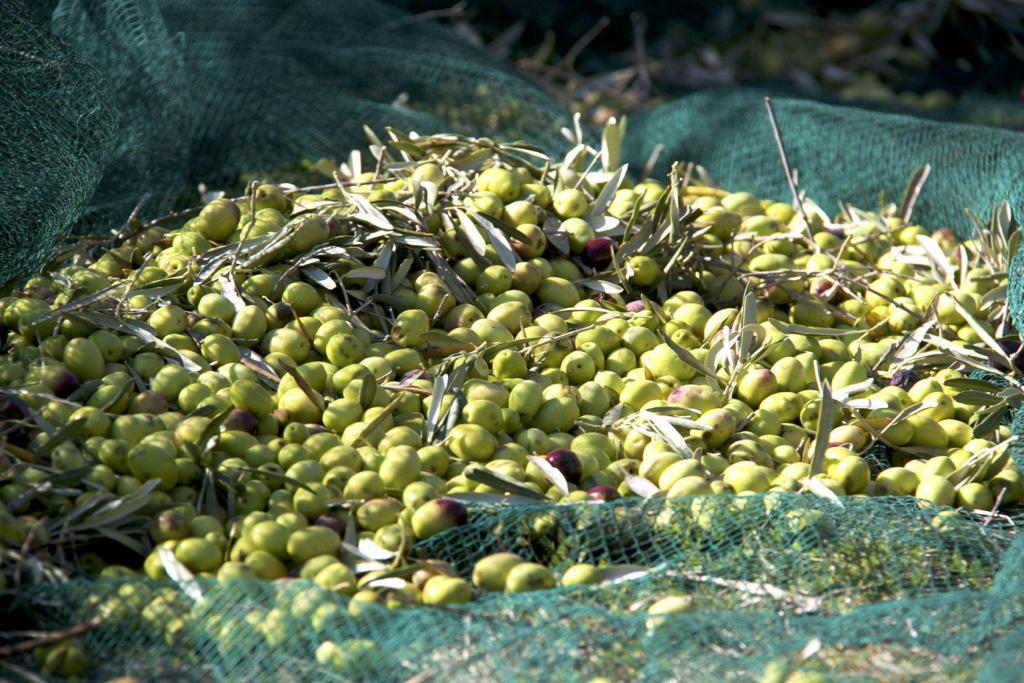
[5,1,1024,680]
[0,0,569,284]
[14,495,1024,681]
[0,2,117,281]
[622,88,1024,240]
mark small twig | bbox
[384,1,467,29]
[984,486,1007,528]
[140,205,202,230]
[630,13,651,99]
[239,356,281,385]
[380,383,433,396]
[763,97,814,243]
[112,192,151,242]
[561,16,611,69]
[0,618,102,657]
[642,144,665,179]
[0,659,49,683]
[680,161,695,189]
[371,144,388,182]
[572,150,603,192]
[899,164,932,224]
[228,180,260,279]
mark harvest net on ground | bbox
[3,1,1024,681]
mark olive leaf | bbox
[217,274,246,311]
[157,545,204,603]
[972,405,1009,438]
[945,378,1003,392]
[345,190,393,231]
[356,537,397,561]
[587,164,628,224]
[24,282,126,330]
[472,211,519,270]
[738,286,758,364]
[301,265,337,290]
[56,478,160,532]
[624,475,660,499]
[888,320,935,365]
[444,492,538,505]
[599,564,651,583]
[277,357,326,414]
[658,330,719,384]
[950,298,1013,369]
[831,379,875,402]
[915,234,955,285]
[576,279,624,295]
[526,455,569,497]
[954,391,1005,406]
[776,323,862,337]
[636,410,696,459]
[948,437,1014,487]
[799,477,844,507]
[464,465,547,501]
[454,209,490,263]
[35,417,88,458]
[809,366,834,477]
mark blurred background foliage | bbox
[393,0,1024,129]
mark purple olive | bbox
[999,339,1021,355]
[545,448,583,485]
[401,368,431,382]
[411,497,468,539]
[268,302,295,324]
[625,300,647,313]
[998,340,1024,373]
[435,497,468,525]
[222,409,259,434]
[314,514,345,535]
[587,485,620,502]
[810,278,836,299]
[888,369,922,390]
[47,367,80,398]
[583,237,615,267]
[666,386,688,405]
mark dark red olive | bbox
[587,485,620,502]
[47,367,80,398]
[888,369,922,390]
[545,448,582,485]
[314,514,345,535]
[434,497,468,526]
[222,409,259,434]
[583,237,615,267]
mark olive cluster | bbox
[0,131,1017,678]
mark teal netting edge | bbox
[13,494,1024,681]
